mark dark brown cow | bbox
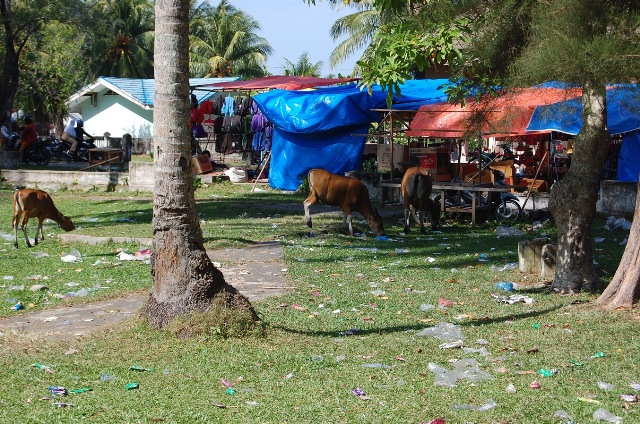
[401,166,439,234]
[304,169,385,236]
[13,189,75,248]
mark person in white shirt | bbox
[61,119,77,154]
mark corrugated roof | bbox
[66,76,240,111]
[102,76,240,106]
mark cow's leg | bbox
[418,209,426,234]
[345,214,354,235]
[20,214,32,248]
[304,192,317,229]
[12,212,21,248]
[427,198,440,229]
[35,218,44,245]
[342,206,354,235]
[403,208,411,234]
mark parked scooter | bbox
[22,137,54,165]
[433,167,522,224]
[1,126,21,151]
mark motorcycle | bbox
[48,136,96,162]
[22,137,54,165]
[434,167,523,224]
[1,126,21,151]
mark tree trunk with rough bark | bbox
[0,0,21,130]
[548,85,610,293]
[142,0,258,329]
[596,180,640,309]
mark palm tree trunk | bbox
[548,84,610,293]
[143,0,258,329]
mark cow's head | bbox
[369,208,386,236]
[60,215,75,232]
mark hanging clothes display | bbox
[221,94,235,116]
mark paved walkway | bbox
[0,241,291,340]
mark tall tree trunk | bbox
[0,0,20,130]
[143,0,258,329]
[548,84,610,293]
[596,180,640,309]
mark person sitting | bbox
[61,119,77,155]
[18,115,38,155]
[73,119,95,153]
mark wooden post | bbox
[521,151,548,211]
[251,150,271,192]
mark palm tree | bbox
[282,52,324,77]
[88,0,155,78]
[188,0,271,78]
[145,0,258,329]
[328,1,380,74]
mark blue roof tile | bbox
[100,76,240,106]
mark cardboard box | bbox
[491,160,516,187]
[377,144,409,172]
[465,169,492,184]
[519,178,548,192]
[192,154,213,174]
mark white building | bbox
[65,76,239,138]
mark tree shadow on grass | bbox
[269,303,566,338]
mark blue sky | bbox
[224,0,366,76]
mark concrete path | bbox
[0,241,291,340]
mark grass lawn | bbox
[0,182,638,423]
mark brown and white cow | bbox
[401,166,440,234]
[304,169,385,236]
[13,189,75,248]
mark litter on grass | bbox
[496,226,524,236]
[117,249,152,262]
[427,359,495,387]
[491,263,518,272]
[417,322,465,342]
[553,410,574,423]
[605,216,632,231]
[452,398,497,411]
[492,294,535,304]
[362,363,392,369]
[593,408,622,423]
[597,381,614,391]
[61,249,82,263]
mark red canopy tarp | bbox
[194,75,360,91]
[406,86,581,138]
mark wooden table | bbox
[86,147,124,171]
[432,182,510,227]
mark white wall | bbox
[80,92,154,138]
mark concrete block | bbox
[599,180,637,213]
[518,237,552,273]
[541,243,557,280]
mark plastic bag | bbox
[224,167,248,183]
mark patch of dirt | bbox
[0,241,291,340]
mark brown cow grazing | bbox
[13,189,75,248]
[304,169,385,236]
[401,166,440,234]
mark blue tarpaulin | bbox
[618,132,640,182]
[527,84,640,182]
[527,84,640,136]
[253,79,450,190]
